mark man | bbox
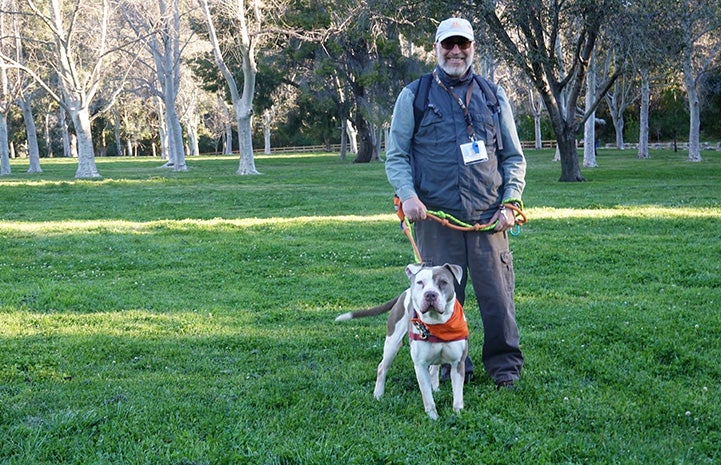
[385,17,526,389]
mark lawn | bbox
[1,149,719,464]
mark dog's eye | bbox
[439,279,449,288]
[416,280,425,287]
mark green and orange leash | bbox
[393,196,527,263]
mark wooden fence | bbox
[255,140,721,154]
[254,141,557,154]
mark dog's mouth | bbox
[420,304,444,315]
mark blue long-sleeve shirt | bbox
[386,67,526,222]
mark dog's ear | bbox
[406,263,423,279]
[443,263,464,284]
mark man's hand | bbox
[402,196,427,222]
[492,205,515,232]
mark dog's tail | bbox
[334,295,401,322]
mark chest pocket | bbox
[471,110,496,146]
[417,103,456,149]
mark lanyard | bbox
[432,70,476,142]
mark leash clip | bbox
[413,320,431,340]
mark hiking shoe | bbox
[441,364,451,382]
[440,364,474,384]
[495,379,516,390]
[465,370,474,384]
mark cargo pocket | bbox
[500,250,515,295]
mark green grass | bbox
[1,150,720,464]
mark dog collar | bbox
[409,300,469,342]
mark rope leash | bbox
[394,197,527,264]
[426,203,527,235]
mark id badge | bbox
[460,140,488,165]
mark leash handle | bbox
[426,203,527,233]
[395,196,527,261]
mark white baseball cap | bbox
[435,18,474,43]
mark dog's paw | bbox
[334,312,352,322]
[426,408,439,421]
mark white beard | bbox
[436,47,474,79]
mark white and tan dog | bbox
[335,263,468,420]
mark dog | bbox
[335,263,468,420]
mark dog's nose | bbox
[424,291,438,303]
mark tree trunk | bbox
[44,113,53,158]
[71,107,100,178]
[683,64,702,162]
[613,113,625,150]
[0,112,10,175]
[263,109,271,155]
[224,123,233,155]
[69,133,77,158]
[557,129,585,182]
[0,6,10,175]
[637,68,650,159]
[164,85,187,170]
[153,97,167,159]
[113,110,123,156]
[583,56,597,168]
[339,118,347,161]
[534,113,542,149]
[236,106,258,174]
[383,126,390,159]
[218,95,233,155]
[352,116,373,163]
[346,119,358,154]
[20,96,42,173]
[187,117,199,156]
[198,0,259,175]
[527,86,543,149]
[233,53,259,174]
[583,117,596,168]
[60,107,71,157]
[604,64,626,151]
[545,89,583,180]
[370,122,381,162]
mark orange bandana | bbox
[410,300,469,342]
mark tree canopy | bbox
[0,0,719,180]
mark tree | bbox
[121,0,189,170]
[23,0,112,178]
[637,66,651,159]
[526,84,545,149]
[273,0,428,162]
[323,2,423,163]
[177,70,204,157]
[623,0,686,160]
[583,52,598,167]
[479,0,625,181]
[0,0,39,174]
[0,0,14,175]
[0,0,137,177]
[602,50,639,151]
[675,0,721,162]
[8,0,43,172]
[17,90,43,172]
[198,0,260,175]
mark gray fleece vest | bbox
[410,72,502,222]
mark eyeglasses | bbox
[440,38,473,50]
